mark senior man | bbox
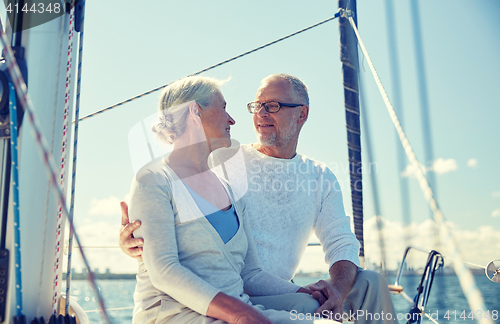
[120,74,396,323]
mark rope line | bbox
[76,11,341,123]
[65,0,86,315]
[409,246,487,270]
[0,17,112,324]
[52,1,75,313]
[346,13,492,324]
[8,83,22,316]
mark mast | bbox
[338,0,364,266]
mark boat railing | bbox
[389,246,444,324]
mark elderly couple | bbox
[120,74,397,323]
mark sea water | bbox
[62,275,499,323]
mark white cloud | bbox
[492,209,500,218]
[401,158,458,178]
[467,158,478,168]
[491,191,500,198]
[430,158,458,174]
[361,216,500,271]
[88,196,122,216]
[400,163,426,178]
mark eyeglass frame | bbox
[247,101,303,114]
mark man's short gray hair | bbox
[152,76,226,144]
[261,73,309,106]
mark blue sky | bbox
[6,0,498,273]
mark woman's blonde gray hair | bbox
[151,76,226,145]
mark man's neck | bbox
[251,142,297,159]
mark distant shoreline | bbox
[64,272,137,280]
[64,268,487,281]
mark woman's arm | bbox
[207,292,273,324]
[129,173,220,315]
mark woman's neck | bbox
[167,141,211,175]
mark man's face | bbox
[252,78,302,148]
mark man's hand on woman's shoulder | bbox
[119,201,144,260]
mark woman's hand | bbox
[296,287,313,294]
[207,292,272,324]
[299,285,328,305]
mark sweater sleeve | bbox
[239,200,301,296]
[315,169,361,270]
[129,171,220,315]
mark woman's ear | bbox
[189,101,202,125]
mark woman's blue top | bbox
[185,185,239,244]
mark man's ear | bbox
[189,101,202,125]
[298,105,309,124]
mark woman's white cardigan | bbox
[129,161,300,319]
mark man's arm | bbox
[119,201,144,260]
[309,260,357,319]
[307,167,360,318]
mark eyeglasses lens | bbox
[265,102,280,113]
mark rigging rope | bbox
[410,246,488,270]
[0,17,112,324]
[76,11,341,123]
[345,11,492,324]
[52,0,76,313]
[8,83,22,316]
[65,0,86,315]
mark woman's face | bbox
[199,90,236,151]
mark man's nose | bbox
[256,105,269,117]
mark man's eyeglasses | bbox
[247,101,303,114]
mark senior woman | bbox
[128,76,335,324]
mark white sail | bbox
[2,10,77,322]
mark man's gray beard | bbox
[254,122,297,148]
